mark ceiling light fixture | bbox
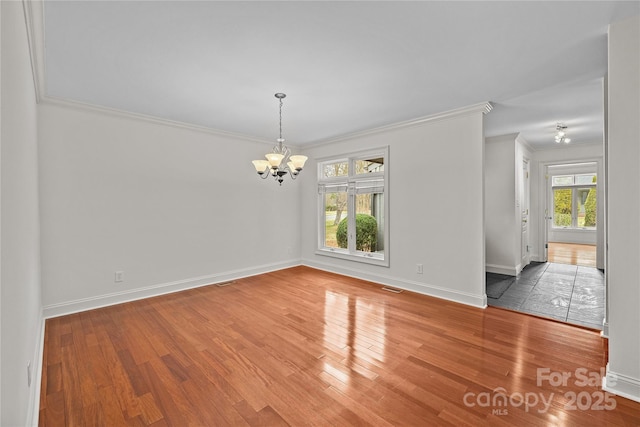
[555,123,571,144]
[252,93,308,185]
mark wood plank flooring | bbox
[39,266,640,426]
[548,242,597,267]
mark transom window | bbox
[552,173,597,229]
[317,148,389,266]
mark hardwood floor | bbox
[39,266,640,426]
[548,242,597,267]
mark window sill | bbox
[315,248,389,267]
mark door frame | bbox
[520,157,531,268]
[537,158,603,267]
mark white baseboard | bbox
[43,260,301,318]
[601,320,609,338]
[27,311,45,426]
[485,264,518,276]
[603,363,640,403]
[302,258,487,308]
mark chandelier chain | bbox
[279,97,284,142]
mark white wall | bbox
[300,105,488,307]
[38,102,302,316]
[484,133,532,276]
[484,134,518,275]
[529,143,604,268]
[1,2,44,425]
[604,15,640,402]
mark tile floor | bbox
[487,262,605,330]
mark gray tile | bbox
[537,273,575,288]
[485,262,606,329]
[486,273,513,286]
[521,292,570,318]
[518,263,548,280]
[513,277,539,287]
[567,314,604,329]
[519,306,567,322]
[503,283,535,298]
[545,263,578,275]
[489,295,525,310]
[568,305,604,319]
[566,318,602,330]
[533,281,574,297]
[574,276,604,288]
[569,292,604,307]
[576,266,604,280]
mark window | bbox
[552,173,597,229]
[317,148,388,266]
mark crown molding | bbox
[308,101,493,148]
[41,95,288,146]
[515,133,535,153]
[23,0,491,151]
[22,0,46,103]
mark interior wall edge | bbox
[26,312,45,427]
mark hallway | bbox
[487,262,605,330]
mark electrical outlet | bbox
[27,361,32,387]
[115,271,124,282]
[416,264,423,274]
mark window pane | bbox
[575,174,597,185]
[553,188,572,227]
[552,175,573,186]
[322,162,348,179]
[355,193,384,253]
[355,157,384,174]
[579,187,597,228]
[324,192,347,248]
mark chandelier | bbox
[251,93,308,185]
[555,123,571,144]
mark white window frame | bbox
[551,173,597,230]
[316,147,389,267]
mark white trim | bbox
[40,96,286,147]
[601,320,609,338]
[315,249,387,267]
[515,133,535,155]
[486,263,519,276]
[43,260,300,319]
[303,258,487,308]
[603,363,640,403]
[26,312,45,427]
[309,102,492,148]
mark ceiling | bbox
[42,1,639,149]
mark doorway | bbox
[486,159,605,330]
[545,162,599,267]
